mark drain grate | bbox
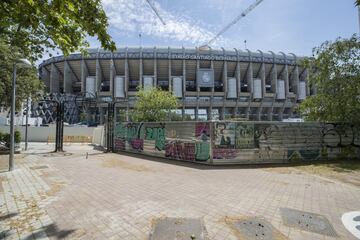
[280,208,337,237]
[150,217,207,240]
[226,216,288,240]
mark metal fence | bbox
[113,121,360,164]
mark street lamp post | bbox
[25,97,29,151]
[9,59,32,171]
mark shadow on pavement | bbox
[24,223,75,240]
[0,212,18,221]
[110,150,358,171]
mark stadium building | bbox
[38,47,311,123]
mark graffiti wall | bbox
[114,122,211,161]
[113,121,360,164]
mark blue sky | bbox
[93,0,359,57]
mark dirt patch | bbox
[102,158,155,172]
[0,176,8,192]
[295,162,360,187]
[264,167,300,175]
[46,181,66,197]
[7,198,45,234]
[0,155,9,172]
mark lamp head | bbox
[16,58,32,68]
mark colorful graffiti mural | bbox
[113,121,360,164]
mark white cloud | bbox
[101,0,228,47]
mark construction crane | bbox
[146,0,166,25]
[199,0,264,50]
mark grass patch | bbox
[296,160,360,173]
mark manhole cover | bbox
[226,216,288,240]
[280,208,337,237]
[150,217,207,240]
[30,165,49,170]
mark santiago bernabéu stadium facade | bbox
[38,47,311,123]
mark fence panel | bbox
[113,121,360,165]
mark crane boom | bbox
[203,0,264,48]
[146,0,166,25]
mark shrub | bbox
[0,130,21,147]
[14,130,21,143]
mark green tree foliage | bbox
[0,38,43,109]
[356,0,360,6]
[131,87,178,122]
[0,0,116,61]
[300,35,360,123]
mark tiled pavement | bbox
[1,143,360,239]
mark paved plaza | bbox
[1,143,360,239]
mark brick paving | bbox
[1,143,360,239]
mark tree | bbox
[0,38,43,109]
[300,35,360,123]
[356,0,360,6]
[0,0,116,61]
[131,87,178,122]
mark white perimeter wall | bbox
[0,125,96,142]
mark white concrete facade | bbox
[39,47,312,121]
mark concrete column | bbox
[182,58,186,95]
[168,47,172,92]
[210,59,214,93]
[63,61,73,93]
[222,48,227,96]
[196,53,200,118]
[271,64,277,94]
[247,62,253,95]
[96,57,102,92]
[182,50,186,109]
[236,60,241,95]
[223,60,227,95]
[50,63,60,93]
[139,47,143,88]
[125,50,129,96]
[284,64,289,97]
[293,65,300,98]
[260,63,266,98]
[257,50,266,97]
[269,51,277,96]
[81,59,88,93]
[196,58,200,93]
[110,59,115,98]
[154,47,157,87]
[195,106,199,120]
